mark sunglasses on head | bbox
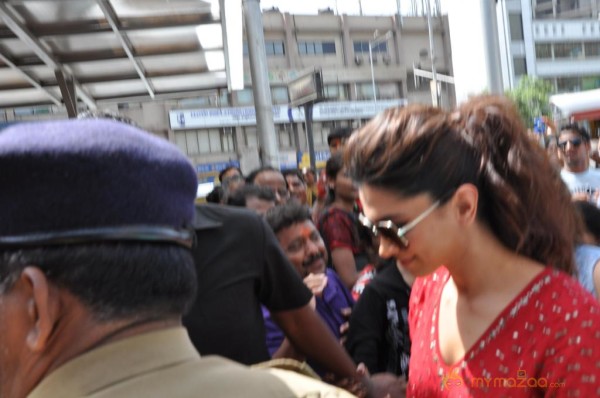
[558,138,583,150]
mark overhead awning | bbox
[0,0,244,110]
[550,88,600,121]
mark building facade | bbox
[4,9,453,186]
[497,0,600,92]
[166,9,453,182]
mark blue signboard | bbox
[195,160,240,174]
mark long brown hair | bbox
[345,95,576,273]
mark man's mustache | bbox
[303,252,325,268]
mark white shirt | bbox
[560,167,600,196]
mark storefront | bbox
[169,99,407,173]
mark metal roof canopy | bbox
[0,0,228,112]
[550,88,600,121]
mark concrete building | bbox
[166,8,453,181]
[4,8,453,188]
[497,0,600,92]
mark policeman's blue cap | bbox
[0,119,197,248]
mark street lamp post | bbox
[368,41,376,102]
[369,30,392,103]
[425,0,440,107]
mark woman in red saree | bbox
[344,95,600,397]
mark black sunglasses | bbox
[358,190,455,249]
[558,138,583,150]
[359,199,442,249]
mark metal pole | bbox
[243,0,280,168]
[426,0,440,106]
[480,0,504,94]
[396,0,402,26]
[369,41,376,102]
[304,104,316,170]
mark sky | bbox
[259,0,447,16]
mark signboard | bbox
[299,150,330,170]
[279,150,299,170]
[169,99,406,130]
[314,100,405,121]
[288,69,324,108]
[195,160,240,175]
[172,108,257,129]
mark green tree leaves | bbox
[506,76,554,129]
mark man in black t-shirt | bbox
[345,261,413,377]
[184,204,360,381]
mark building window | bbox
[355,83,376,100]
[277,124,293,148]
[535,43,552,59]
[584,42,600,57]
[13,106,52,116]
[377,83,399,99]
[175,133,188,155]
[406,72,428,92]
[222,129,235,152]
[353,41,388,54]
[324,84,349,100]
[266,40,285,56]
[556,77,581,92]
[322,42,336,54]
[582,75,600,90]
[311,122,327,145]
[244,126,258,148]
[186,131,200,155]
[208,129,222,152]
[554,42,583,59]
[513,57,527,76]
[178,89,229,108]
[534,0,553,19]
[271,86,289,104]
[243,41,285,56]
[298,41,336,55]
[178,97,211,107]
[509,14,524,41]
[236,89,254,105]
[197,131,210,153]
[219,89,230,107]
[176,130,234,155]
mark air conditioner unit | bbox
[354,55,363,65]
[382,53,392,65]
[371,54,378,64]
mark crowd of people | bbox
[0,94,599,398]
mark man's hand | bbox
[572,191,591,203]
[303,273,328,297]
[370,373,407,398]
[339,307,352,345]
[332,364,407,398]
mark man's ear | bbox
[452,183,478,226]
[21,267,58,352]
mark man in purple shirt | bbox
[263,202,354,360]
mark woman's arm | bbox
[331,248,359,289]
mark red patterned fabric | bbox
[318,207,362,254]
[408,266,600,397]
[351,264,376,301]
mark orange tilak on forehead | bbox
[298,225,313,240]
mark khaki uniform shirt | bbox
[28,327,355,398]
